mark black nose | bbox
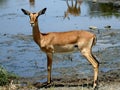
[30,23,35,27]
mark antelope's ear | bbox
[21,9,31,15]
[38,8,47,16]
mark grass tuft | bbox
[0,66,18,86]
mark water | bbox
[0,0,120,34]
[0,0,120,81]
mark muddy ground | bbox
[0,28,120,90]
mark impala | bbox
[21,8,99,89]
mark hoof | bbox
[33,81,51,88]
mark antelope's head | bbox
[21,8,47,27]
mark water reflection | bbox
[88,1,120,18]
[0,0,7,7]
[0,0,7,3]
[64,0,82,19]
[0,0,120,34]
[29,0,35,7]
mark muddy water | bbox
[0,0,120,83]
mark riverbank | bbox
[0,70,120,90]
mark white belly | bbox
[52,44,79,53]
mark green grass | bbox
[0,66,18,86]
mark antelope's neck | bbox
[32,22,41,46]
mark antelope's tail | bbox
[93,35,97,46]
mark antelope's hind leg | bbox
[81,48,99,89]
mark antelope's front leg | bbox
[46,53,53,84]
